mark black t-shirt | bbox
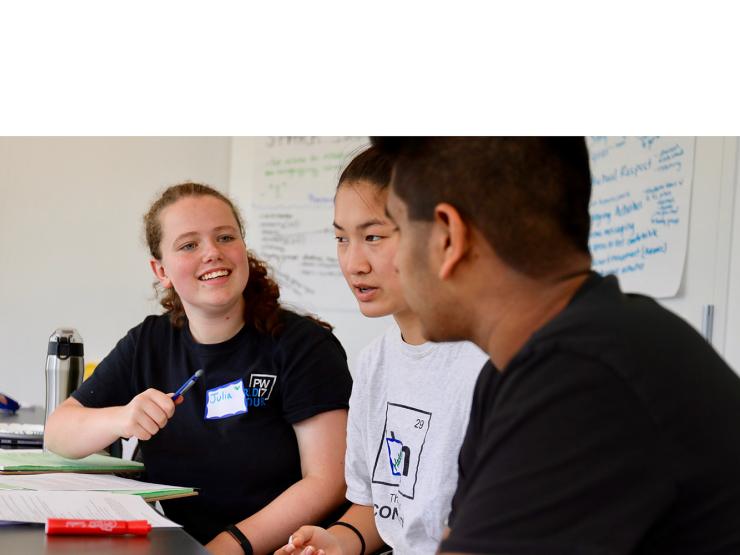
[73,310,352,544]
[442,273,740,554]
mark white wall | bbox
[725,141,740,371]
[659,137,737,365]
[1,136,739,407]
[0,137,232,406]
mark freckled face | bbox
[151,195,249,321]
[334,181,408,318]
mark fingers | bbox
[277,530,307,554]
[121,389,177,440]
[276,527,329,555]
[137,392,172,428]
[276,544,324,555]
[286,527,313,548]
[129,422,156,441]
[144,389,177,419]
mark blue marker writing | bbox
[171,369,204,401]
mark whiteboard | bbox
[586,136,695,298]
[247,136,368,312]
[229,137,392,373]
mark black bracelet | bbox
[225,524,254,555]
[327,521,366,555]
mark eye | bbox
[217,234,236,243]
[179,242,197,251]
[335,236,349,244]
[366,235,382,242]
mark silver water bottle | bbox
[44,328,84,451]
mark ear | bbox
[149,258,173,289]
[433,203,470,281]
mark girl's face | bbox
[150,195,249,322]
[334,180,408,318]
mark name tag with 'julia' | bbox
[205,379,247,420]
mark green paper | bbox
[0,452,144,472]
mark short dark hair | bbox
[371,137,593,277]
[338,145,394,191]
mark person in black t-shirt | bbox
[371,137,740,554]
[45,182,352,553]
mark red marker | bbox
[45,518,152,536]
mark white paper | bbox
[0,490,180,526]
[0,472,192,493]
[587,137,695,298]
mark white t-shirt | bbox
[345,323,488,555]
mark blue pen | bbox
[171,369,204,401]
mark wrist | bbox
[225,523,253,555]
[327,521,365,555]
[110,406,131,440]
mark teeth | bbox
[200,270,229,281]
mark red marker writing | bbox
[45,518,152,536]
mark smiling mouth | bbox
[199,270,231,281]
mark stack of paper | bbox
[0,472,196,502]
[0,490,180,526]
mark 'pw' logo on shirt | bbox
[248,373,276,400]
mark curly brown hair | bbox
[143,182,290,336]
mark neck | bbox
[394,308,426,346]
[474,264,592,370]
[187,301,246,344]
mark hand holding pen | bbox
[117,369,204,441]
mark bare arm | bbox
[275,503,386,555]
[206,409,349,555]
[44,391,181,459]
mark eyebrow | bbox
[172,225,238,245]
[332,218,388,231]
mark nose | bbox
[345,242,371,275]
[201,238,224,263]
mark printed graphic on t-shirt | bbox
[244,373,277,410]
[248,373,276,400]
[244,374,277,410]
[371,402,432,499]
